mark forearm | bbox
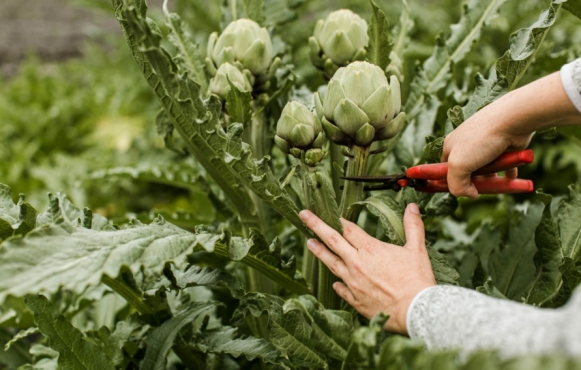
[407,285,581,359]
[486,60,581,137]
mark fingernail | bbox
[408,203,420,215]
[299,210,311,221]
[307,239,317,250]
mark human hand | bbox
[442,70,581,198]
[299,203,436,335]
[441,100,533,198]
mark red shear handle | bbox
[406,149,534,180]
[418,177,534,194]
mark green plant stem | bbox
[299,158,318,294]
[172,343,204,369]
[330,142,344,198]
[302,163,344,309]
[340,145,370,221]
[101,275,153,316]
[314,145,371,309]
[246,110,276,295]
[231,0,238,20]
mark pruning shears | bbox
[342,149,535,194]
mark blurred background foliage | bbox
[1,0,580,265]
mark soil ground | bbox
[0,0,164,76]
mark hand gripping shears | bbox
[342,149,535,194]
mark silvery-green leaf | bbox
[163,3,208,91]
[366,1,392,71]
[142,301,220,370]
[283,295,352,360]
[458,0,565,123]
[25,295,115,370]
[405,0,508,121]
[489,202,544,300]
[233,293,328,368]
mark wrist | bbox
[388,284,435,335]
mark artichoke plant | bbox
[309,10,369,77]
[208,63,253,99]
[275,101,325,166]
[314,61,405,147]
[206,18,274,76]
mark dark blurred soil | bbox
[0,0,164,76]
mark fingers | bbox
[403,204,425,250]
[340,218,375,250]
[300,210,356,259]
[307,239,349,279]
[446,160,479,198]
[505,167,518,179]
[333,282,357,307]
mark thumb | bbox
[403,203,425,250]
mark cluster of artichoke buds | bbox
[314,61,405,147]
[206,18,280,98]
[309,10,369,78]
[275,101,326,166]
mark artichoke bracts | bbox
[314,61,405,147]
[206,19,275,76]
[208,63,253,99]
[275,101,326,166]
[309,10,369,78]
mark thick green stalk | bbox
[330,142,344,198]
[314,145,371,309]
[317,259,340,308]
[101,275,153,316]
[247,111,276,296]
[299,159,318,293]
[304,167,344,309]
[340,145,370,221]
[172,343,204,369]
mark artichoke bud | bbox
[309,10,369,76]
[207,19,274,75]
[276,101,326,160]
[305,148,325,166]
[208,63,252,100]
[289,124,316,148]
[320,61,404,146]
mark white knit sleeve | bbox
[560,58,581,114]
[406,285,581,360]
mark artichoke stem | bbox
[300,159,340,308]
[330,142,344,198]
[339,145,370,221]
[300,155,319,293]
[246,108,276,304]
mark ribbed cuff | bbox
[561,61,581,114]
[406,286,435,338]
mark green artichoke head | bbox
[316,61,405,147]
[208,63,253,99]
[275,101,325,165]
[207,18,274,75]
[309,10,368,77]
